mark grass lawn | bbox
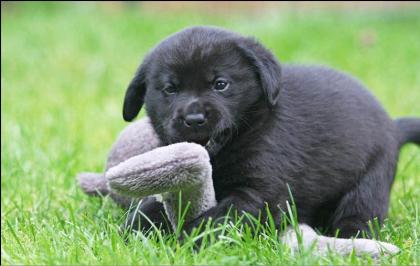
[1,2,420,265]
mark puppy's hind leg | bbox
[329,155,396,238]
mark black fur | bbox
[122,26,420,238]
[395,118,420,146]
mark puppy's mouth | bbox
[191,137,210,147]
[204,128,232,157]
[182,129,231,157]
[169,118,232,156]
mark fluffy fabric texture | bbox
[78,117,399,256]
[281,224,399,257]
[78,117,161,208]
[77,172,108,196]
[107,142,216,228]
[106,117,162,169]
[78,117,216,229]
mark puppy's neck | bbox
[239,97,277,133]
[209,98,277,157]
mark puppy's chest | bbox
[209,133,303,198]
[210,141,269,190]
[211,158,247,199]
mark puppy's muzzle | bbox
[184,113,207,128]
[182,100,208,130]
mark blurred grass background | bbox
[1,2,420,265]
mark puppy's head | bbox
[122,26,282,153]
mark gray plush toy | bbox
[78,117,399,257]
[78,117,216,229]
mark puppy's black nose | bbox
[184,113,207,128]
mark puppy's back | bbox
[277,64,398,174]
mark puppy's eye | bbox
[214,79,229,91]
[163,85,178,95]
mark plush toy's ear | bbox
[235,38,282,108]
[122,61,148,122]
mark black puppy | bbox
[122,26,420,238]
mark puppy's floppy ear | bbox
[122,62,148,122]
[236,38,282,107]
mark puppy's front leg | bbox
[182,187,266,236]
[124,196,172,233]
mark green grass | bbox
[2,2,420,265]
